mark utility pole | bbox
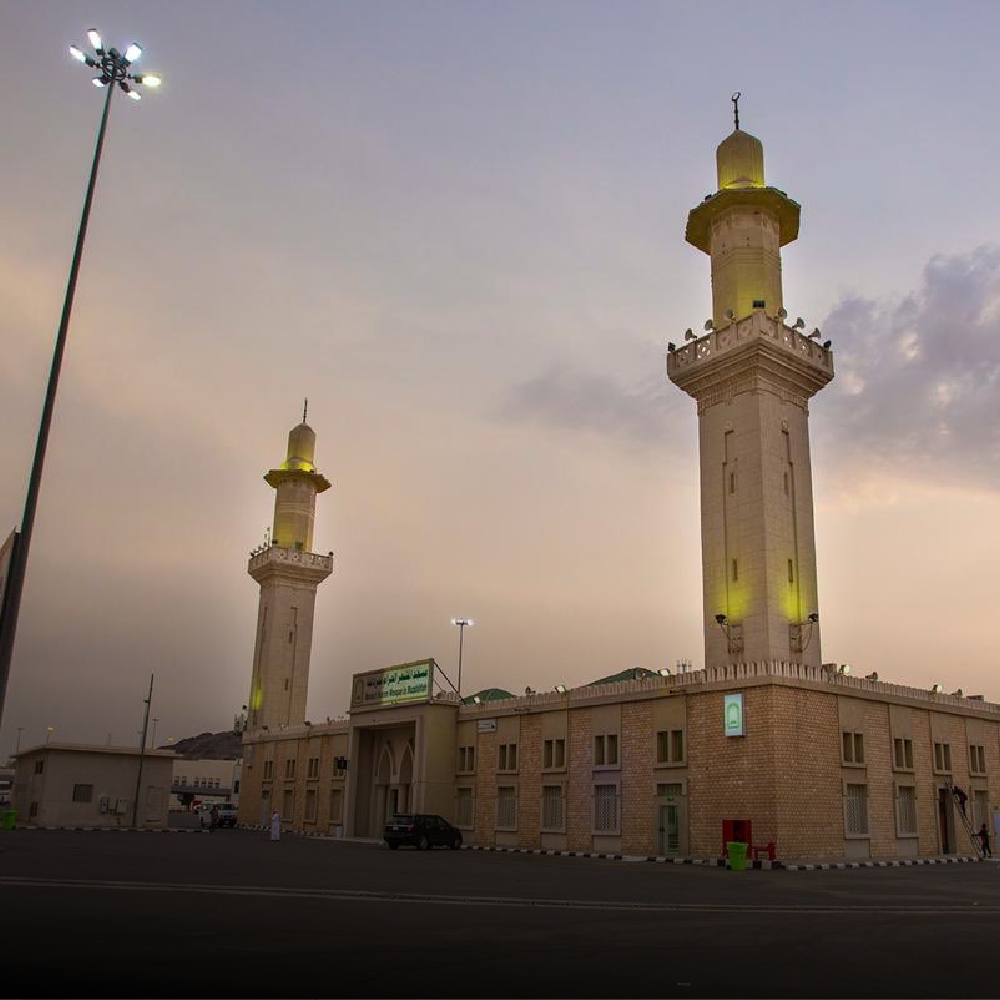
[131,673,153,828]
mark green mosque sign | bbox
[725,693,744,737]
[351,659,435,709]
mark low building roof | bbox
[14,742,175,759]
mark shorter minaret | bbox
[246,404,333,731]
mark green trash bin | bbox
[727,841,748,871]
[0,810,17,831]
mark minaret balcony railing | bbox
[667,311,832,380]
[248,544,334,575]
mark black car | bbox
[384,814,463,850]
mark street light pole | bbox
[0,31,160,730]
[450,618,475,699]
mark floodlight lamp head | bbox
[838,664,851,675]
[667,342,676,352]
[807,612,819,623]
[777,308,788,320]
[704,319,714,332]
[823,340,832,350]
[87,29,103,51]
[931,683,943,694]
[684,328,695,340]
[808,329,821,339]
[715,613,727,625]
[657,668,671,677]
[124,42,142,62]
[794,317,805,329]
[555,683,567,694]
[725,309,735,320]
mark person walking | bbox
[978,823,992,857]
[270,807,281,842]
[209,804,219,833]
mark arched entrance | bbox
[372,743,395,834]
[396,741,414,815]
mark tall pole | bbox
[0,80,115,728]
[457,623,465,699]
[132,673,153,828]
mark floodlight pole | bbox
[0,81,114,731]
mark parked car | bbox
[199,803,238,828]
[384,814,462,850]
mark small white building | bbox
[12,743,174,829]
[170,757,242,810]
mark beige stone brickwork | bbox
[565,707,592,852]
[620,701,655,854]
[517,714,542,849]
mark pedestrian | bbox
[270,807,281,842]
[953,785,968,815]
[209,804,219,833]
[979,823,992,857]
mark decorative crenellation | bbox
[454,661,1000,718]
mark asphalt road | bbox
[2,829,997,998]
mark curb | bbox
[9,825,208,833]
[780,855,982,871]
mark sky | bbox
[2,0,999,756]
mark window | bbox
[934,742,952,773]
[841,731,865,765]
[656,730,685,765]
[594,734,619,767]
[332,756,346,778]
[214,778,220,789]
[787,558,794,584]
[263,759,274,781]
[72,784,93,803]
[284,758,296,780]
[732,559,738,583]
[783,471,789,496]
[594,784,618,832]
[282,789,293,818]
[543,739,565,770]
[304,788,317,822]
[498,744,518,772]
[34,760,44,775]
[896,785,917,836]
[457,746,476,773]
[457,787,474,828]
[542,785,563,830]
[893,738,914,771]
[307,757,320,780]
[845,783,869,836]
[970,744,987,775]
[729,470,736,494]
[657,782,683,798]
[329,788,343,824]
[233,780,240,795]
[496,786,517,829]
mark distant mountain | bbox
[162,730,242,760]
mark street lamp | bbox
[0,31,161,728]
[450,618,474,699]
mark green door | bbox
[659,803,680,855]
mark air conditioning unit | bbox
[99,795,110,814]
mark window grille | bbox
[457,787,474,828]
[595,784,618,832]
[897,786,917,835]
[497,786,516,829]
[542,786,563,829]
[845,784,868,836]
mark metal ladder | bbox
[944,778,984,856]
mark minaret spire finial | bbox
[303,397,308,424]
[731,91,740,131]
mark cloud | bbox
[817,245,1000,487]
[499,364,681,448]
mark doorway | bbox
[659,803,680,856]
[938,787,952,853]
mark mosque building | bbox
[238,112,1000,861]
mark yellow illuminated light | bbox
[251,685,263,711]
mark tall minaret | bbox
[667,102,834,671]
[246,404,333,731]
